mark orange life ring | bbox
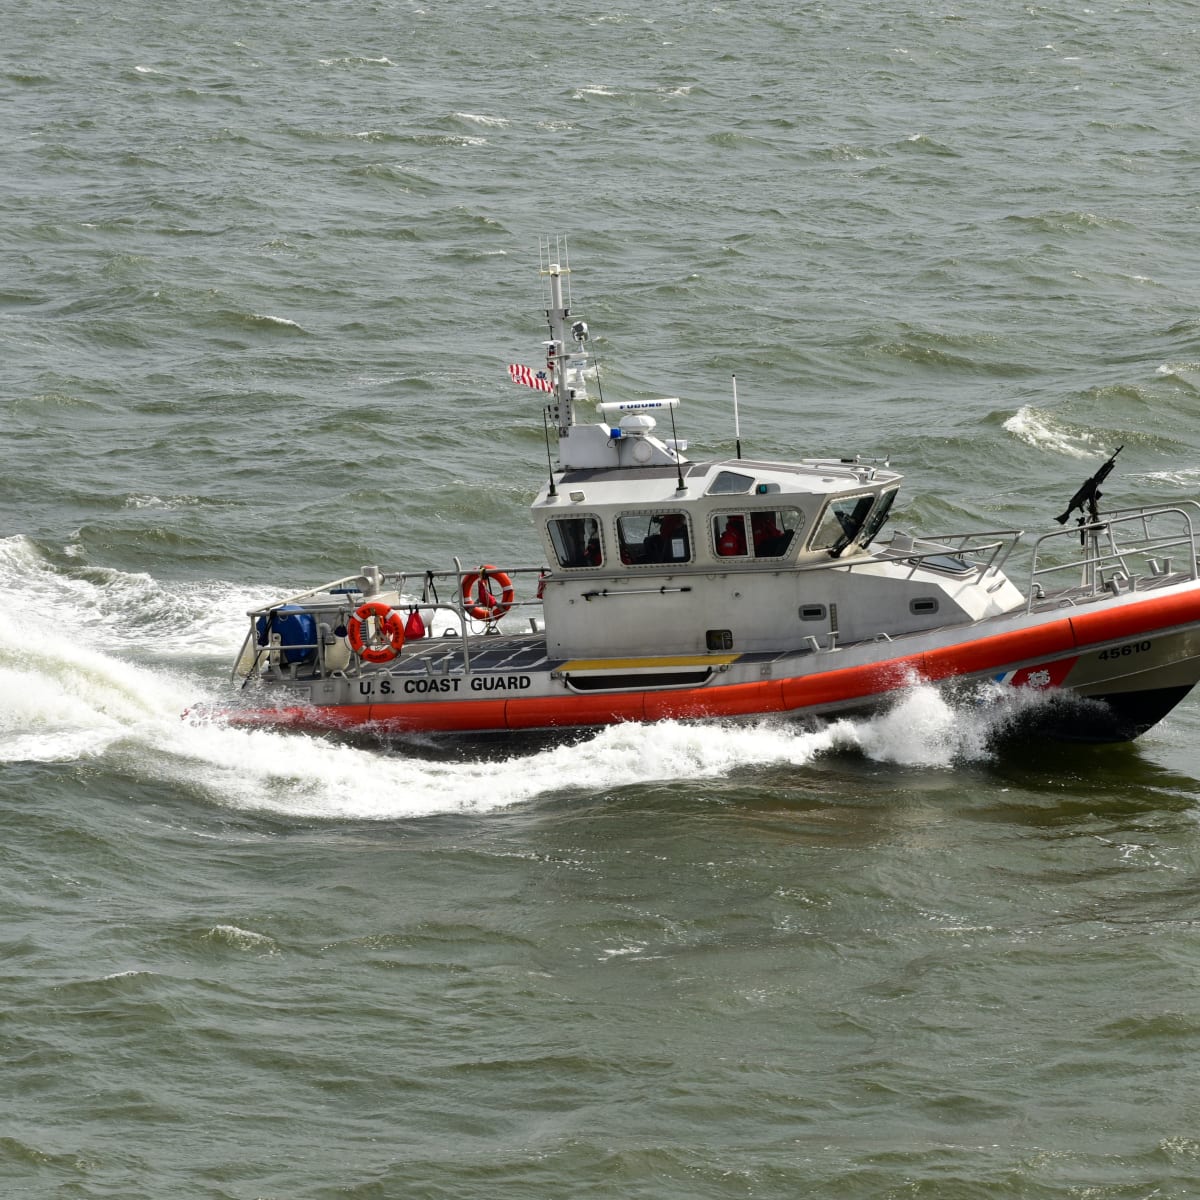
[460,565,515,622]
[346,601,406,664]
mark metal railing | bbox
[1026,503,1200,610]
[874,528,1025,588]
[234,561,549,683]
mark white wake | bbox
[0,535,1025,820]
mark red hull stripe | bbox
[1068,587,1200,646]
[227,587,1200,733]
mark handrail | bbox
[235,564,550,683]
[869,529,1025,583]
[1026,505,1199,611]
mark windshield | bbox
[858,488,897,547]
[809,494,876,558]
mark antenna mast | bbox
[732,374,742,459]
[540,236,578,438]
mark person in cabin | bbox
[751,511,785,556]
[644,513,689,563]
[717,516,747,557]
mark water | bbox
[4,1,1200,1195]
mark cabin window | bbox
[749,508,801,558]
[547,516,603,568]
[810,493,877,558]
[617,511,692,565]
[713,514,749,558]
[711,507,802,560]
[707,470,755,495]
[800,604,827,621]
[706,629,734,651]
[910,597,939,615]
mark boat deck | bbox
[384,633,560,676]
[356,632,811,678]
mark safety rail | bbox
[874,528,1024,586]
[1026,504,1200,610]
[233,561,549,683]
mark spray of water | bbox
[0,535,1044,820]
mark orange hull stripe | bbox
[921,620,1077,680]
[1069,588,1200,646]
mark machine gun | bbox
[1055,445,1122,526]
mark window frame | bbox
[808,492,878,558]
[616,510,693,567]
[710,506,804,561]
[546,514,605,569]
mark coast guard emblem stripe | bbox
[508,363,554,393]
[994,657,1078,689]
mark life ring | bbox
[346,601,406,664]
[460,565,515,622]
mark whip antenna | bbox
[668,403,686,492]
[732,374,742,459]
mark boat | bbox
[221,242,1200,744]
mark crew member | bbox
[717,516,747,556]
[751,511,783,555]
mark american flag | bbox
[507,363,554,393]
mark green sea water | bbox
[4,2,1200,1196]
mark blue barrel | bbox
[255,605,318,665]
